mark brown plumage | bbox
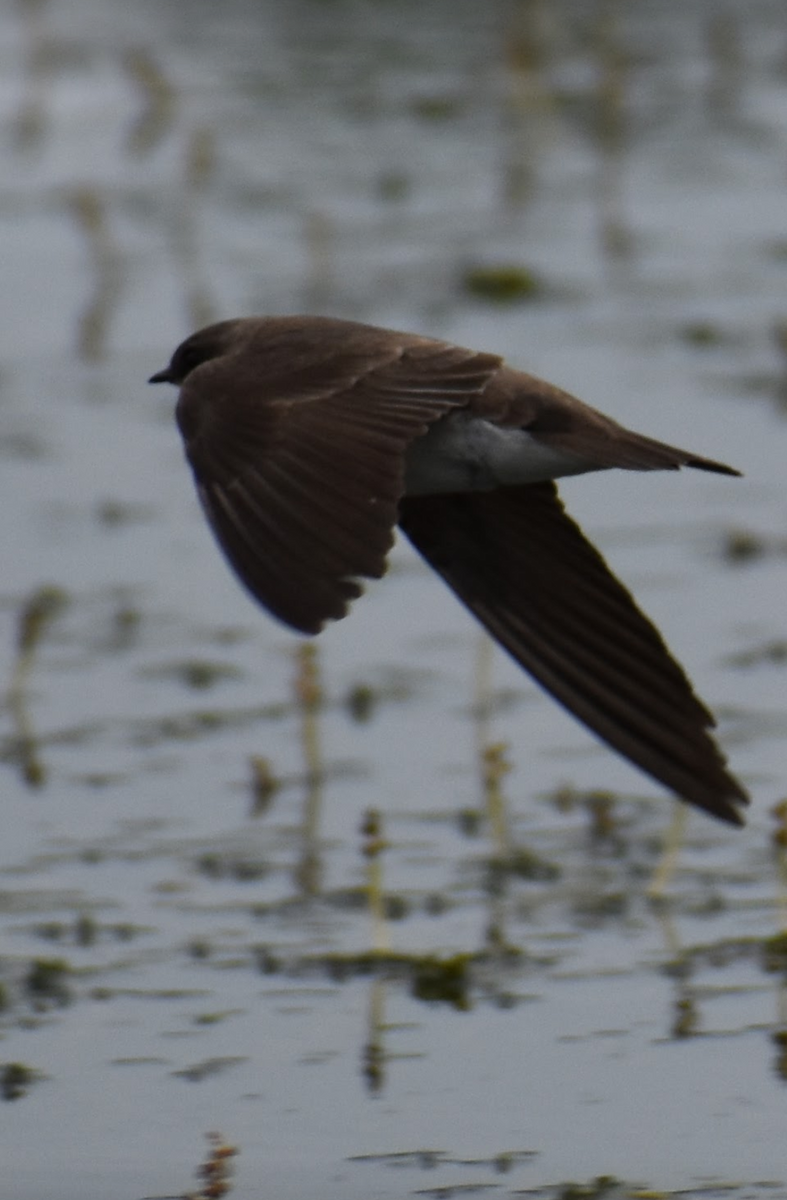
[150,315,748,826]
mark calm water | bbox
[1,2,786,1198]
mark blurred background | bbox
[1,1,786,1198]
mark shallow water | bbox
[1,2,786,1198]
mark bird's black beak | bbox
[149,368,174,384]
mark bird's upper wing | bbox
[398,483,748,824]
[176,339,500,633]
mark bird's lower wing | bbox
[398,483,747,824]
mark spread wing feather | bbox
[399,483,747,824]
[178,343,500,632]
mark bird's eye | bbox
[175,344,205,379]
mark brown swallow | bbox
[150,315,748,825]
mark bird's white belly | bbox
[403,413,597,496]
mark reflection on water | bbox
[0,1,786,1198]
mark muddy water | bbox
[1,2,786,1198]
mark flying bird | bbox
[150,315,748,826]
